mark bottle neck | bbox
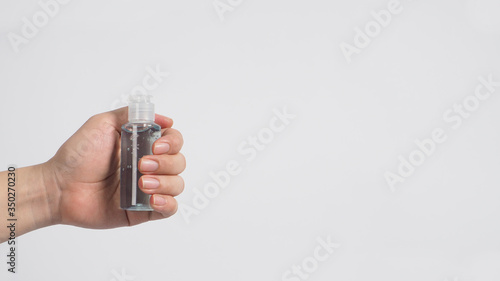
[128,104,154,123]
[128,119,155,124]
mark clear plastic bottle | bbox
[120,95,161,211]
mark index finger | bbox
[155,114,173,129]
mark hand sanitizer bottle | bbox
[120,94,161,211]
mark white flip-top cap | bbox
[128,94,155,122]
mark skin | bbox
[0,107,186,243]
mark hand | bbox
[46,107,186,229]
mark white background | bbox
[1,0,500,280]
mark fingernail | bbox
[153,195,166,206]
[154,142,170,154]
[142,177,160,189]
[140,159,159,172]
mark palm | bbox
[51,113,153,229]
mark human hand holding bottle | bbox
[0,107,185,243]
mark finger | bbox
[155,114,173,129]
[149,195,178,219]
[152,128,184,155]
[139,175,184,196]
[139,153,186,175]
[103,107,128,133]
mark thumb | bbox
[109,107,129,130]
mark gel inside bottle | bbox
[120,95,161,211]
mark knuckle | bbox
[179,153,186,165]
[177,176,185,194]
[176,154,186,173]
[159,197,178,217]
[170,132,183,149]
[86,114,99,124]
[169,198,178,215]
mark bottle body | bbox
[120,122,161,211]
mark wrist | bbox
[40,161,63,226]
[19,163,62,233]
[0,163,62,243]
